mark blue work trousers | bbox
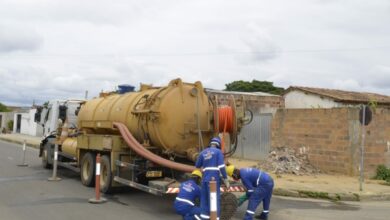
[174,201,201,220]
[243,180,274,220]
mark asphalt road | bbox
[1,140,390,220]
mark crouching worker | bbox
[174,170,202,220]
[226,165,274,220]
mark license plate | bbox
[146,171,162,178]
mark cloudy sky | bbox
[1,0,390,106]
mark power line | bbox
[1,46,390,58]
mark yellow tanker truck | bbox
[37,78,249,217]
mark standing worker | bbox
[174,170,202,220]
[195,136,230,220]
[226,165,274,220]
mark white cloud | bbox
[237,23,280,64]
[1,0,390,106]
[333,79,362,91]
[0,24,43,52]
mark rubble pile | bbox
[257,147,320,175]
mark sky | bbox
[1,0,390,106]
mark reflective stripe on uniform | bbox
[200,214,210,219]
[256,171,262,187]
[247,190,254,192]
[194,214,201,220]
[175,197,194,206]
[263,210,269,213]
[203,167,219,171]
[246,210,255,215]
[218,164,225,169]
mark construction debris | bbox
[257,147,320,175]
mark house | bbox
[13,108,43,136]
[0,112,14,133]
[284,86,390,109]
[273,86,390,176]
[0,106,29,133]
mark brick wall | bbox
[207,92,285,114]
[363,108,390,174]
[272,108,390,177]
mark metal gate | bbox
[234,113,272,160]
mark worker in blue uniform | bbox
[174,170,202,220]
[195,136,230,220]
[226,165,274,220]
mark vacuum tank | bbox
[77,79,217,158]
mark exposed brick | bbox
[272,107,390,177]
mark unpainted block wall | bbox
[272,108,390,177]
[207,92,284,114]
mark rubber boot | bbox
[255,212,268,220]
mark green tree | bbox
[0,102,11,112]
[224,80,285,95]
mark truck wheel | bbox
[100,155,113,194]
[80,152,95,187]
[42,143,52,169]
[221,192,238,220]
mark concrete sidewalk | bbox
[1,133,390,201]
[0,133,41,148]
[229,158,390,202]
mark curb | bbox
[273,188,390,202]
[0,137,40,149]
[359,193,390,201]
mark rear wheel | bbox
[42,143,52,169]
[100,155,113,194]
[80,152,95,187]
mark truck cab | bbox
[35,99,84,138]
[34,99,85,168]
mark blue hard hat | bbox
[209,137,221,148]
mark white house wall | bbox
[284,90,344,109]
[0,112,14,130]
[13,109,43,136]
[20,113,30,135]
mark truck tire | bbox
[80,152,95,187]
[100,155,113,194]
[221,192,238,220]
[42,143,52,169]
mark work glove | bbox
[237,194,248,207]
[223,178,230,189]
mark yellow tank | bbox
[61,137,77,157]
[77,79,214,157]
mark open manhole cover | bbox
[221,192,238,220]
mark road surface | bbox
[0,140,389,220]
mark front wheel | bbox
[42,143,52,169]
